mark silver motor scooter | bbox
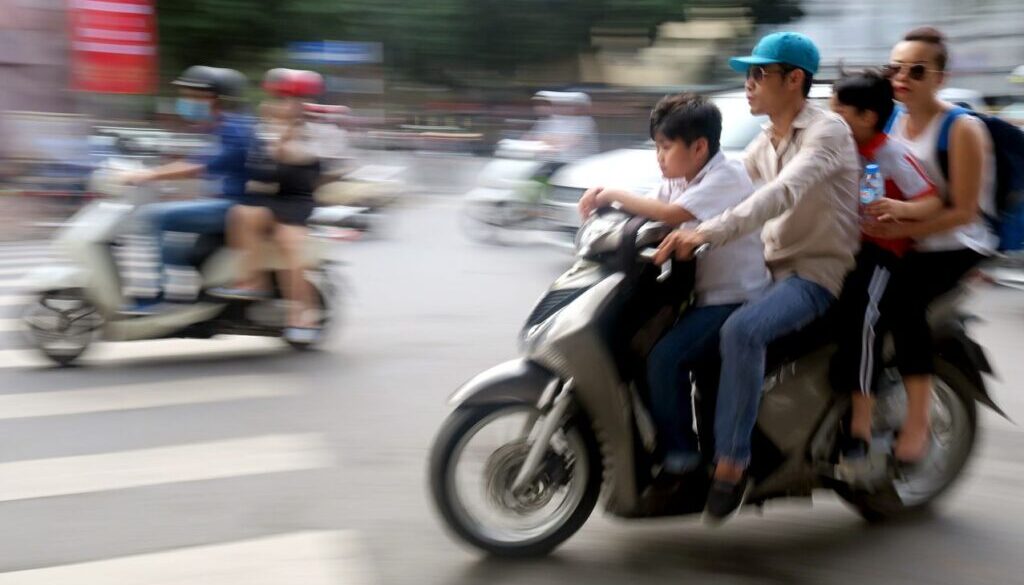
[19,162,337,366]
[430,209,1000,557]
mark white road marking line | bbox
[0,433,334,502]
[0,266,31,278]
[0,295,28,307]
[0,318,24,332]
[0,374,300,421]
[0,336,289,370]
[0,530,374,585]
[0,256,58,268]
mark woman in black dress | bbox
[214,82,322,342]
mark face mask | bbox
[176,98,213,122]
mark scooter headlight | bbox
[520,315,556,355]
[519,286,590,352]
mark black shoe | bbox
[703,473,748,524]
[660,451,702,477]
[840,436,871,462]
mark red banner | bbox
[69,0,157,94]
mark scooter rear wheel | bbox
[836,359,978,521]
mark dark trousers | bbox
[831,242,903,395]
[886,248,983,376]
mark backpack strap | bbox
[936,106,971,183]
[883,104,905,134]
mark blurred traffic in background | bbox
[4,0,1022,241]
[1,1,1024,584]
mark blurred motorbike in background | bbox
[459,138,580,248]
[18,159,338,366]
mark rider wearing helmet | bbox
[126,65,256,310]
[211,68,326,343]
[525,90,599,177]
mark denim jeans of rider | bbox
[714,276,835,465]
[148,199,235,269]
[647,303,740,462]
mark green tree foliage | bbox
[156,1,801,82]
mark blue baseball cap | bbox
[729,32,820,76]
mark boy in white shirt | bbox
[579,93,770,475]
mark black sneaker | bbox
[703,473,749,524]
[840,436,871,462]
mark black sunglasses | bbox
[883,62,942,81]
[746,65,797,83]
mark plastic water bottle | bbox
[860,163,884,208]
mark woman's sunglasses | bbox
[882,63,942,81]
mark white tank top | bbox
[891,110,998,254]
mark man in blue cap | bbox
[654,32,860,521]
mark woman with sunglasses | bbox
[864,27,997,462]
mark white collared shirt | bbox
[650,151,771,306]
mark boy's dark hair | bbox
[904,26,948,71]
[649,93,722,158]
[833,70,896,132]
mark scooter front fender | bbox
[19,265,87,294]
[448,359,557,408]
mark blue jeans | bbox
[647,304,740,463]
[148,199,234,269]
[715,276,835,465]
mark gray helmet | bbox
[173,65,247,99]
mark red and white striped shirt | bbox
[859,132,936,256]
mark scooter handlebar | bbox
[637,242,711,283]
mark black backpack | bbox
[936,107,1024,252]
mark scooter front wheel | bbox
[23,289,102,367]
[429,402,602,557]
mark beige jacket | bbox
[697,103,860,296]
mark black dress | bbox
[245,129,319,226]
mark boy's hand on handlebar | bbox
[653,229,707,264]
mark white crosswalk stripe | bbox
[0,433,333,503]
[0,530,374,585]
[0,361,367,579]
[0,236,363,576]
[0,319,24,334]
[0,336,288,369]
[0,295,27,307]
[0,374,301,421]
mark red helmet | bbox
[263,68,324,98]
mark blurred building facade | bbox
[582,8,754,87]
[0,0,72,114]
[782,0,1024,99]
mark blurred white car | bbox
[1000,102,1024,125]
[547,85,987,217]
